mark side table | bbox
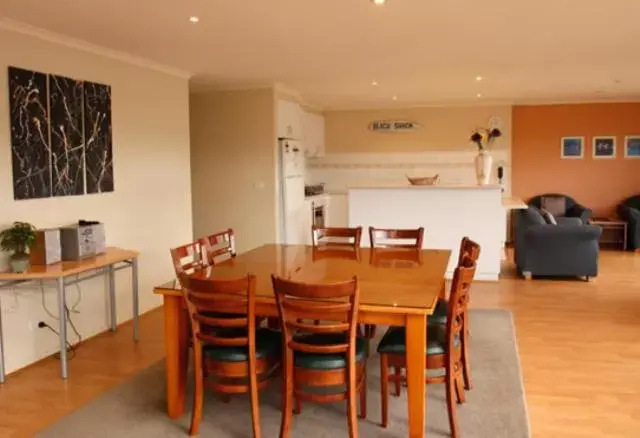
[589,218,628,250]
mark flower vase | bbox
[474,151,493,185]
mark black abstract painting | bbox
[7,67,114,200]
[84,81,114,194]
[8,67,52,200]
[49,75,85,197]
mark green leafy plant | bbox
[0,221,37,259]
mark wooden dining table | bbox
[154,244,451,438]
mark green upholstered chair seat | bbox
[377,325,459,356]
[427,299,448,326]
[203,328,281,362]
[294,333,367,370]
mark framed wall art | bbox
[561,136,584,159]
[624,136,640,158]
[592,136,616,159]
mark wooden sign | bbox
[369,120,422,133]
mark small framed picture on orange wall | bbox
[624,136,640,158]
[561,137,584,159]
[593,136,617,159]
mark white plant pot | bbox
[475,152,493,185]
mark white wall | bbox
[0,27,192,373]
[190,89,277,253]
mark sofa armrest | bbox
[567,203,593,224]
[619,205,640,225]
[524,224,602,245]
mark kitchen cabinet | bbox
[302,111,325,157]
[277,99,303,139]
[326,194,348,228]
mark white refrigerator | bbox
[277,138,306,245]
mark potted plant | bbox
[470,127,502,185]
[0,221,37,273]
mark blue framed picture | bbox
[561,137,584,159]
[624,136,640,158]
[592,136,616,159]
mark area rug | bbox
[37,309,530,437]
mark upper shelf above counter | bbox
[347,184,502,190]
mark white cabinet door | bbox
[277,99,303,139]
[302,112,325,157]
[326,194,348,228]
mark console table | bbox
[0,247,140,383]
[590,218,628,250]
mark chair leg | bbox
[248,359,262,438]
[393,367,402,397]
[462,315,473,391]
[445,361,460,438]
[279,355,293,438]
[293,396,302,415]
[455,373,466,405]
[380,354,389,428]
[220,394,231,403]
[359,363,367,419]
[189,349,204,436]
[347,363,359,438]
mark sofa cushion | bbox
[540,209,558,225]
[556,217,583,226]
[541,196,567,217]
[524,206,547,225]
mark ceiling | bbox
[2,0,640,109]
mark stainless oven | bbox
[312,201,326,228]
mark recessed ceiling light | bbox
[372,0,387,5]
[392,95,398,101]
[476,76,483,81]
[189,16,200,23]
[371,81,379,86]
[476,93,483,98]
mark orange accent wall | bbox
[512,103,640,217]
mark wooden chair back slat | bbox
[272,275,360,356]
[458,236,481,265]
[182,275,256,351]
[200,228,236,266]
[170,241,207,280]
[312,226,362,248]
[447,255,477,345]
[369,227,424,249]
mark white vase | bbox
[474,151,493,185]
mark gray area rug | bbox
[38,309,530,437]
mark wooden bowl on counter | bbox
[406,174,439,186]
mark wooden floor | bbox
[1,250,639,437]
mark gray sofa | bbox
[514,206,602,279]
[618,195,640,251]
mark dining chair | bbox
[200,228,236,265]
[368,226,424,249]
[170,240,208,281]
[430,237,481,390]
[363,227,425,340]
[312,226,362,248]
[377,255,478,438]
[271,275,367,438]
[181,274,281,437]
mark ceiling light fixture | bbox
[392,95,398,101]
[372,81,379,86]
[476,76,483,81]
[372,0,387,5]
[189,16,200,23]
[476,93,483,98]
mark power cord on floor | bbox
[38,320,78,361]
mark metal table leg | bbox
[57,277,68,379]
[132,257,139,341]
[108,264,117,331]
[0,296,5,384]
